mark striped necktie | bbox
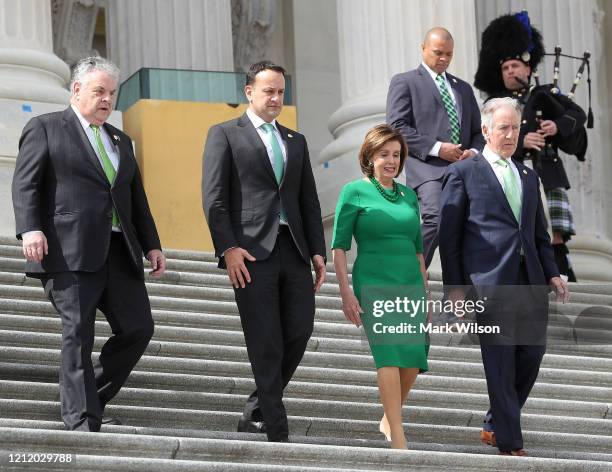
[435,74,461,144]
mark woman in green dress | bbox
[332,124,429,449]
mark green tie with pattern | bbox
[91,125,119,227]
[435,74,461,144]
[261,123,286,223]
[496,158,522,222]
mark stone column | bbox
[0,0,70,103]
[51,0,101,67]
[0,0,71,238]
[105,0,234,82]
[318,0,479,264]
[475,0,612,281]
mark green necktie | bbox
[261,123,287,223]
[91,125,119,227]
[261,123,285,184]
[435,74,461,144]
[496,158,522,222]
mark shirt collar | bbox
[70,104,97,131]
[422,62,446,82]
[246,108,277,131]
[483,145,513,166]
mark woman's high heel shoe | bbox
[379,419,391,442]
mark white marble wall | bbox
[105,0,235,82]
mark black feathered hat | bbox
[474,11,545,96]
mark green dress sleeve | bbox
[331,183,360,251]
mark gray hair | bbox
[481,97,521,130]
[70,56,120,91]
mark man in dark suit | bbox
[12,56,166,432]
[387,27,485,267]
[439,97,569,455]
[202,61,326,442]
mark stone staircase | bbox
[0,235,610,471]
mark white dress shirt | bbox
[482,145,523,198]
[246,108,288,167]
[71,104,120,172]
[71,104,121,232]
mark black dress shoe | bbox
[268,437,290,443]
[101,416,122,425]
[237,416,266,433]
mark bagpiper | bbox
[474,11,589,282]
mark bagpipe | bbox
[522,46,591,162]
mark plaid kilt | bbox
[545,188,575,236]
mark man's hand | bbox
[312,255,326,292]
[147,249,166,277]
[523,131,546,151]
[224,247,256,289]
[538,120,558,138]
[340,287,363,327]
[550,276,570,303]
[22,231,48,262]
[459,149,477,160]
[439,143,463,162]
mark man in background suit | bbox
[439,97,568,455]
[203,61,326,442]
[12,57,166,432]
[387,27,485,267]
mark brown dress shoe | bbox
[480,429,496,447]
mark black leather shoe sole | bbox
[101,417,122,425]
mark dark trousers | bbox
[480,344,545,451]
[40,233,154,431]
[415,178,442,268]
[234,227,315,441]
[479,263,547,452]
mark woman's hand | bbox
[340,288,363,327]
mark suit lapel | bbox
[276,123,295,188]
[238,113,277,184]
[447,73,463,122]
[103,123,122,188]
[514,159,530,222]
[62,108,109,184]
[476,155,517,221]
[417,64,444,109]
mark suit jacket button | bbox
[554,158,558,162]
[526,152,531,157]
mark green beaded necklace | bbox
[369,176,402,202]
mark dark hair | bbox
[358,124,408,177]
[245,61,286,86]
